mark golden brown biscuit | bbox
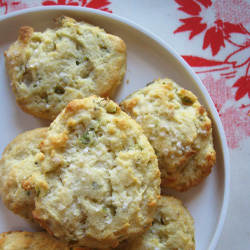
[0,231,92,250]
[120,78,216,191]
[5,16,126,120]
[0,128,48,220]
[0,231,68,250]
[116,196,195,250]
[23,96,161,248]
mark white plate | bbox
[0,6,230,250]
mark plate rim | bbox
[0,6,230,250]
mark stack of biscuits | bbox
[0,16,216,250]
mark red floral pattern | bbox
[175,0,250,103]
[1,1,29,14]
[233,76,250,101]
[0,0,7,14]
[42,0,112,12]
[174,0,248,56]
[1,1,112,16]
[42,0,79,6]
[220,106,250,149]
[203,74,250,149]
[174,0,250,148]
[202,75,233,113]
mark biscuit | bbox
[0,231,70,250]
[0,128,48,220]
[120,78,216,191]
[23,96,161,248]
[116,196,195,250]
[5,16,127,120]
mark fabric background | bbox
[0,0,249,249]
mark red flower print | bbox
[220,106,250,149]
[175,0,210,16]
[201,74,250,149]
[233,76,250,101]
[0,0,7,15]
[42,0,79,6]
[1,1,29,14]
[226,45,250,68]
[175,17,207,39]
[42,0,112,12]
[202,74,234,113]
[174,0,250,104]
[81,0,112,12]
[202,20,225,56]
[174,0,248,56]
[182,55,231,67]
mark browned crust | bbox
[161,150,216,192]
[32,210,55,236]
[0,231,69,250]
[18,26,34,43]
[121,97,139,114]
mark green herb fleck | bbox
[35,187,40,197]
[54,86,65,94]
[107,107,117,114]
[79,130,90,144]
[146,81,154,86]
[26,191,31,196]
[37,73,42,81]
[154,148,159,156]
[181,96,194,105]
[100,45,110,53]
[92,181,102,190]
[102,206,108,212]
[79,128,95,145]
[96,99,107,107]
[135,144,143,151]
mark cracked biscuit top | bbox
[120,78,216,192]
[4,16,127,120]
[23,96,160,249]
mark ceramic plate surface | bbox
[0,6,230,250]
